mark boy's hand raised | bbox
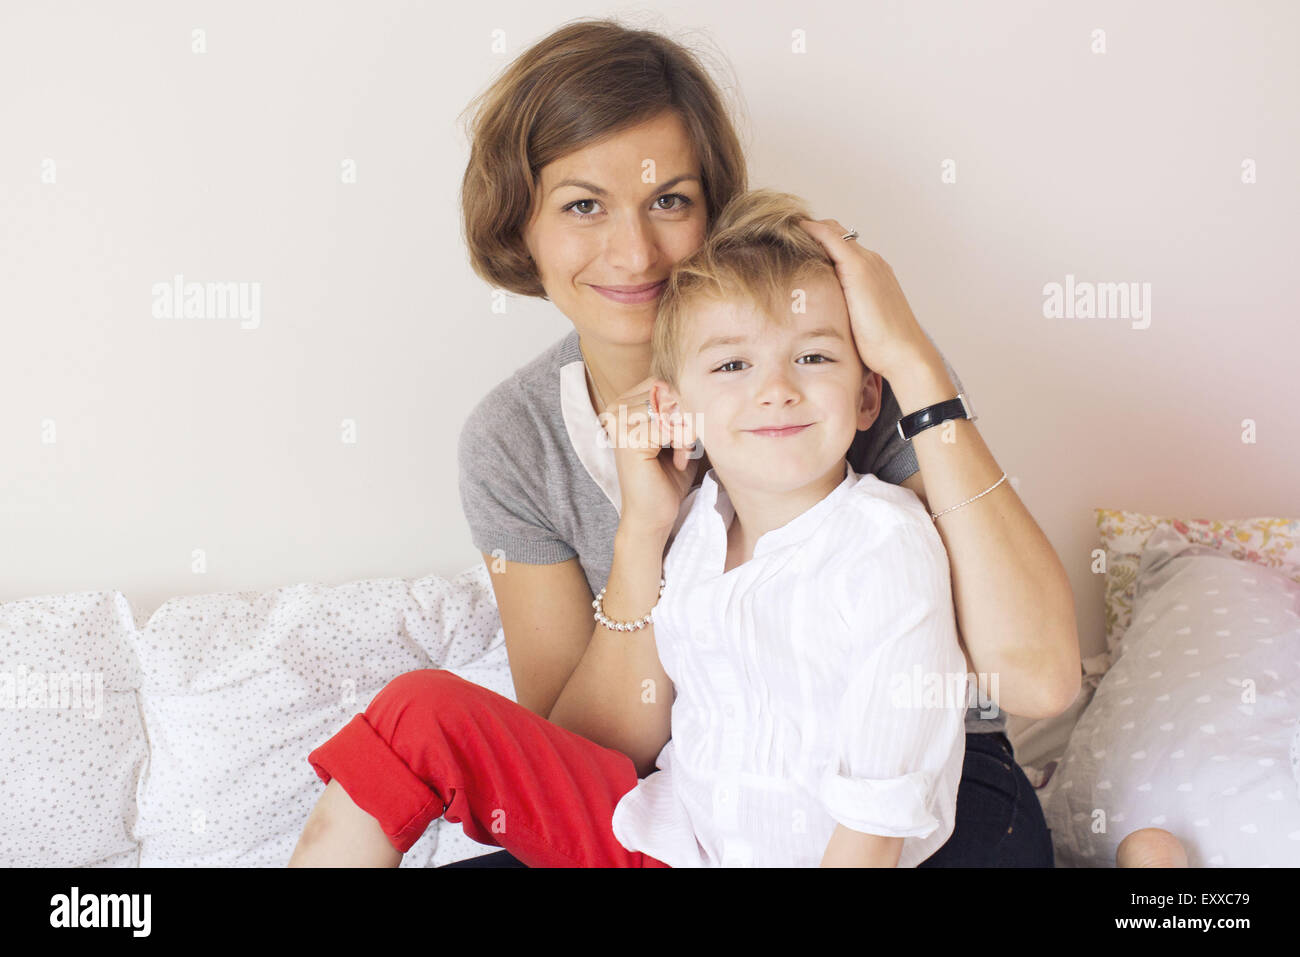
[600,376,702,540]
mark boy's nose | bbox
[755,371,801,404]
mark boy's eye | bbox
[711,354,833,373]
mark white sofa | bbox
[0,563,516,867]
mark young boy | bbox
[290,189,968,868]
[604,189,969,867]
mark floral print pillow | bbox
[1095,508,1300,657]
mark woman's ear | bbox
[856,369,884,432]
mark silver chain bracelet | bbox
[931,472,1008,520]
[593,578,666,632]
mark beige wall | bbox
[2,1,1296,662]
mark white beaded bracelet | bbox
[593,578,666,632]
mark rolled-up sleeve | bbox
[816,512,968,838]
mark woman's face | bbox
[522,109,709,349]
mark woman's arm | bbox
[893,353,1080,720]
[473,374,695,776]
[482,518,675,777]
[544,519,676,775]
[798,218,1081,722]
[480,553,594,718]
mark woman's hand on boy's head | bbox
[797,218,942,383]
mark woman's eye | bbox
[655,193,693,211]
[561,193,694,219]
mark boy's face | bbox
[657,270,882,492]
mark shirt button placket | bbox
[714,690,743,833]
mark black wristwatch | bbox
[896,393,975,442]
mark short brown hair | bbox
[458,17,750,298]
[650,187,841,389]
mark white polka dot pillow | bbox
[129,562,515,867]
[0,591,146,867]
[1046,527,1300,866]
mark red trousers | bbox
[307,669,671,867]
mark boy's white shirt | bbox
[609,460,969,867]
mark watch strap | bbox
[896,393,974,442]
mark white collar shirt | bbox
[610,461,969,867]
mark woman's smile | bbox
[589,279,668,304]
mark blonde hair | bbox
[651,187,843,388]
[457,17,750,299]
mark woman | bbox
[301,17,1080,867]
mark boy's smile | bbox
[747,423,812,438]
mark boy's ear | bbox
[856,370,884,432]
[649,381,698,445]
[649,379,678,416]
